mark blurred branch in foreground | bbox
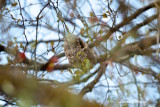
[0,69,101,107]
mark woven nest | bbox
[64,33,96,68]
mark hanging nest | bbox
[64,33,96,69]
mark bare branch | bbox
[79,63,106,96]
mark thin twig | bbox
[17,0,28,52]
[34,2,49,76]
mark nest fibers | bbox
[64,33,96,69]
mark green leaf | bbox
[74,70,82,75]
[85,59,91,70]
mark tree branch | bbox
[0,70,101,107]
[79,63,106,96]
[89,0,160,48]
